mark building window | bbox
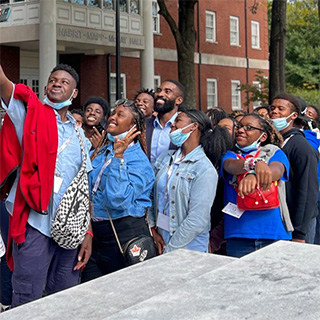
[32,79,39,97]
[251,21,260,49]
[103,0,114,10]
[231,80,241,110]
[207,79,218,109]
[110,73,126,107]
[152,1,160,33]
[230,16,239,46]
[88,0,99,6]
[130,0,139,14]
[252,80,262,108]
[205,11,216,43]
[154,75,161,91]
[119,0,127,12]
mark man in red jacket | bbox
[0,64,92,307]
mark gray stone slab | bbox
[108,241,320,320]
[0,249,234,320]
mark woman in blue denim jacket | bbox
[149,109,233,254]
[81,100,155,281]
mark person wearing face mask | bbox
[149,110,233,254]
[81,99,155,281]
[0,64,92,307]
[221,114,292,258]
[270,93,319,243]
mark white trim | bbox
[231,80,241,110]
[110,72,127,107]
[251,20,260,49]
[205,11,216,43]
[154,75,161,91]
[230,16,239,46]
[152,0,160,34]
[207,78,218,109]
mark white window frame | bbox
[230,16,239,46]
[205,11,216,43]
[231,80,241,110]
[252,80,262,108]
[207,78,218,109]
[152,1,160,34]
[154,75,161,91]
[251,20,260,49]
[110,73,126,107]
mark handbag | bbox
[106,207,156,266]
[234,150,280,211]
[236,178,280,210]
[51,126,90,249]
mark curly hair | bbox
[134,88,155,101]
[241,113,283,148]
[83,96,110,117]
[50,64,79,85]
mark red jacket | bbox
[0,84,58,270]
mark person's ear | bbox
[44,86,47,96]
[291,112,298,120]
[260,132,268,143]
[72,88,78,99]
[175,96,183,105]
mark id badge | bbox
[222,202,245,219]
[54,175,63,194]
[156,211,170,232]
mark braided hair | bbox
[182,109,234,169]
[241,113,283,148]
[91,101,146,161]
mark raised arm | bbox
[0,65,13,107]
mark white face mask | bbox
[107,124,137,142]
[43,89,75,110]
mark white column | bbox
[39,0,57,101]
[140,0,154,89]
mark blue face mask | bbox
[107,124,136,142]
[169,123,194,147]
[236,133,265,153]
[43,90,75,110]
[271,112,295,132]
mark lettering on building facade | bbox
[57,25,144,49]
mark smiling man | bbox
[0,64,92,307]
[146,79,185,165]
[269,93,318,243]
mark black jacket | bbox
[282,128,319,240]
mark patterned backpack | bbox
[51,126,90,249]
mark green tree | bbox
[157,0,197,108]
[286,0,320,89]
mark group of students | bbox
[0,63,319,310]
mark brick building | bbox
[0,0,269,113]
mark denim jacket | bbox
[89,142,155,220]
[149,146,218,252]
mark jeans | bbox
[226,238,276,258]
[0,199,12,306]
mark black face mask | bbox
[154,97,175,115]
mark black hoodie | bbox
[282,128,319,240]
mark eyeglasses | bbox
[114,99,135,107]
[235,123,264,132]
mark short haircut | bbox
[83,96,110,117]
[254,104,270,113]
[163,79,185,98]
[50,64,79,86]
[134,88,155,101]
[71,109,84,117]
[272,93,301,114]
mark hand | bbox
[74,233,92,271]
[114,126,141,158]
[292,238,306,243]
[255,161,273,191]
[151,228,166,255]
[89,127,104,150]
[238,174,257,198]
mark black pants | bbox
[81,216,149,282]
